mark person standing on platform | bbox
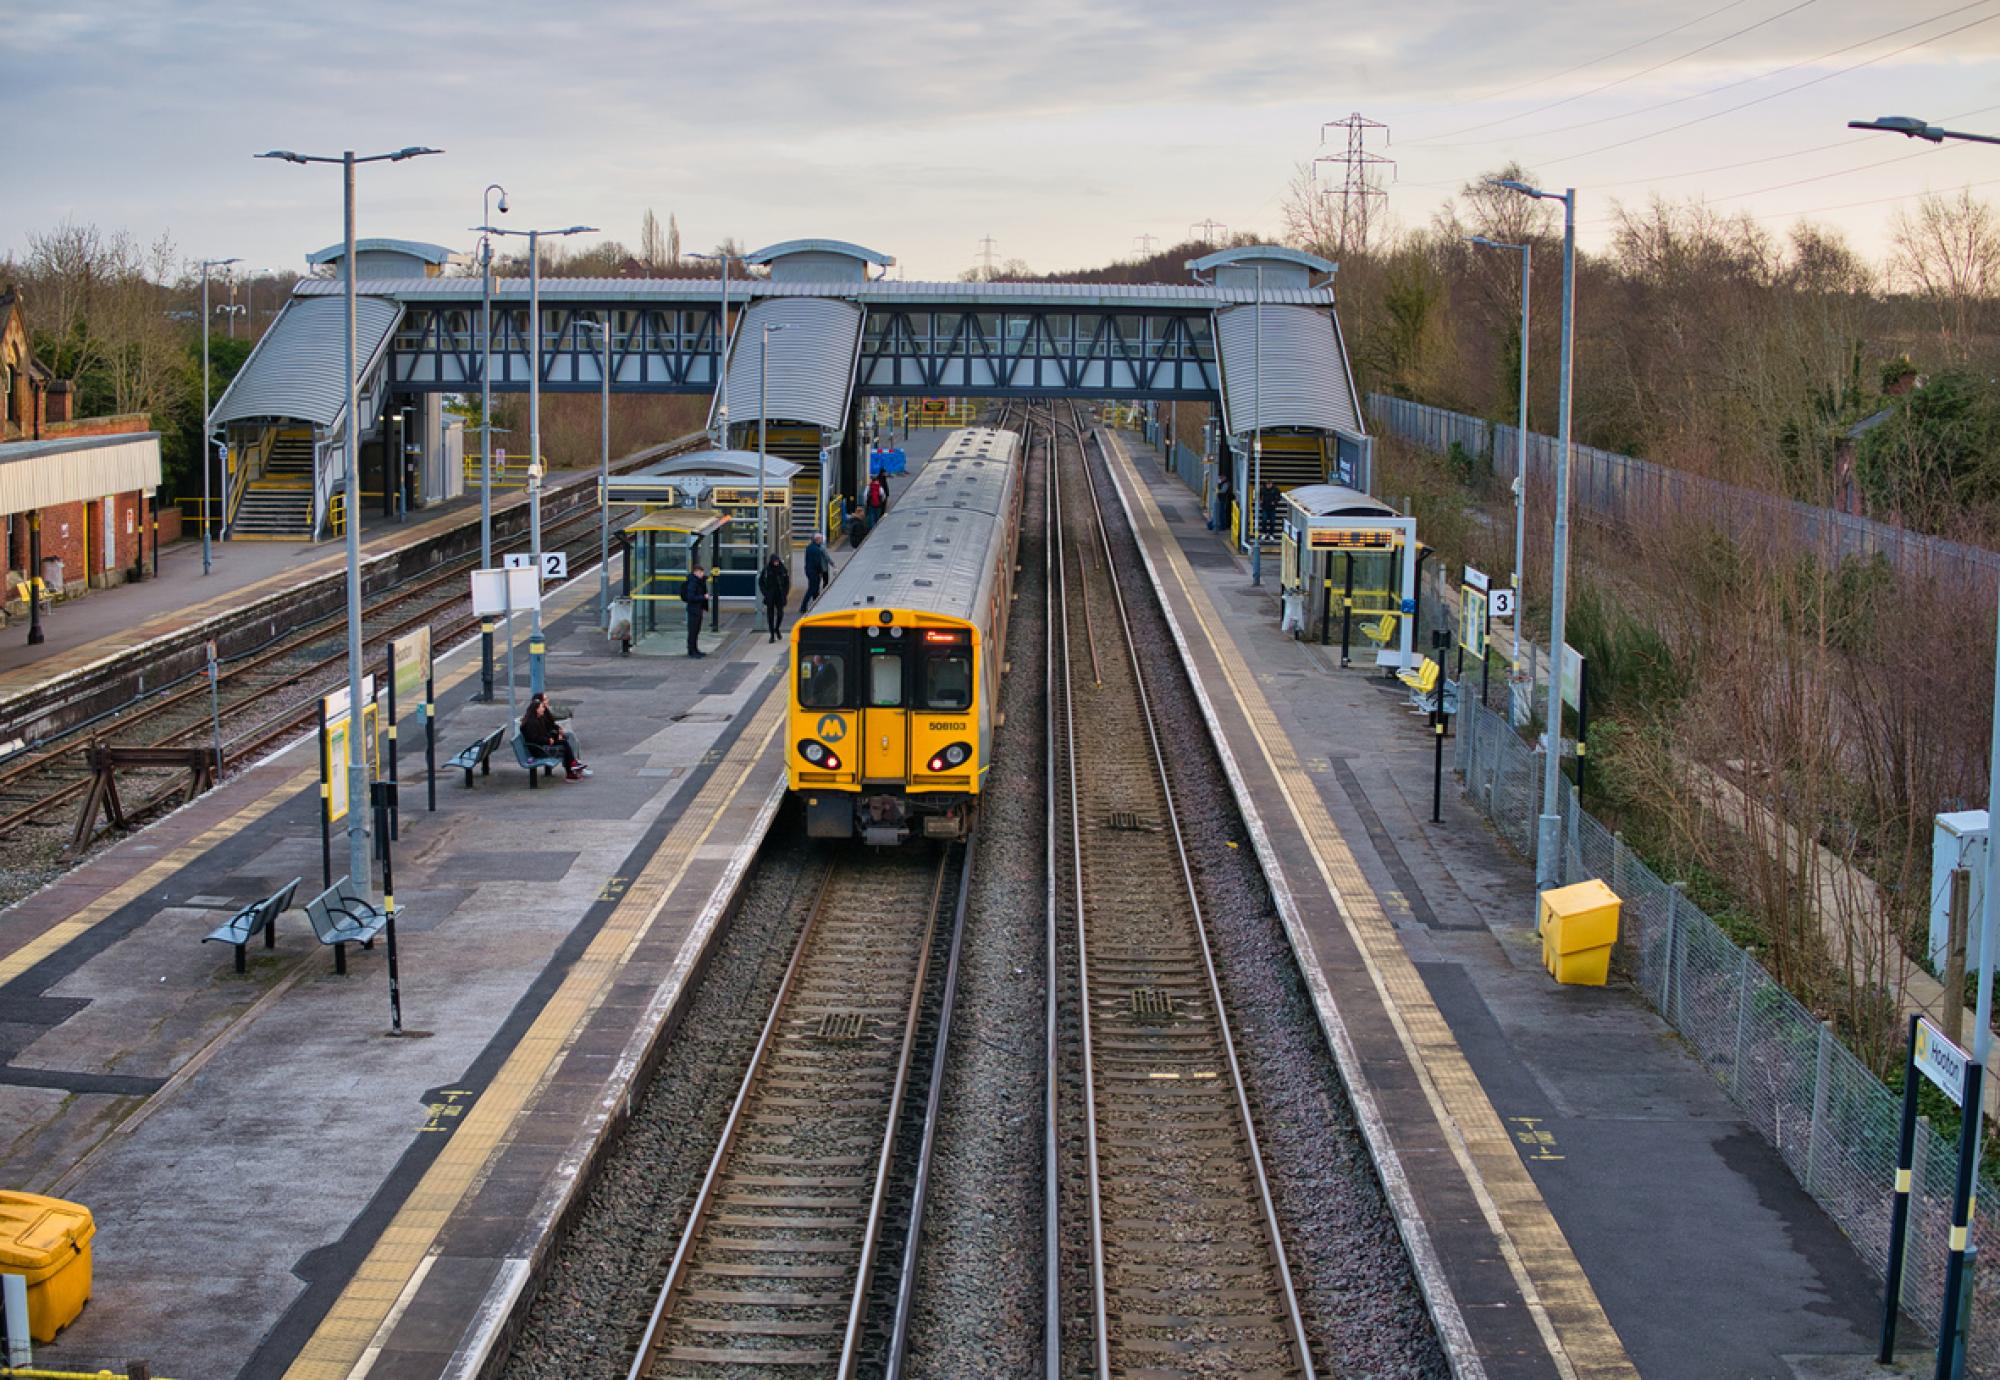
[683,562,710,659]
[865,473,888,530]
[845,498,869,549]
[1211,468,1232,531]
[801,532,832,613]
[758,554,791,643]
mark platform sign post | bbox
[319,675,375,888]
[371,780,404,1036]
[1432,628,1453,824]
[205,639,224,784]
[1560,644,1589,799]
[1883,1015,1985,1376]
[384,643,399,842]
[475,567,539,726]
[387,627,433,827]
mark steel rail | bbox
[1038,410,1064,1380]
[1059,406,1317,1378]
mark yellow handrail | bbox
[0,1367,181,1379]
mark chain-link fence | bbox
[1455,695,2000,1368]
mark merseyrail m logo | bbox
[817,714,847,742]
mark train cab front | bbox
[789,609,982,845]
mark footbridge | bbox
[208,237,1368,542]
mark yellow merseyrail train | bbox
[790,427,1025,843]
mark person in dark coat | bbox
[1211,468,1232,531]
[865,474,888,530]
[801,532,832,613]
[845,499,868,549]
[521,692,588,779]
[682,563,710,659]
[757,554,791,642]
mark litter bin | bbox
[0,1192,94,1342]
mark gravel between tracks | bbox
[900,431,1049,1377]
[500,827,820,1379]
[1084,431,1449,1378]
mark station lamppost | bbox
[1491,178,1576,902]
[1250,262,1265,585]
[257,144,442,897]
[475,184,508,700]
[197,256,240,576]
[1469,234,1533,665]
[474,221,597,696]
[687,250,735,449]
[757,322,790,570]
[578,314,614,628]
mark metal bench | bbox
[511,730,565,788]
[303,876,390,975]
[448,727,506,788]
[202,878,301,974]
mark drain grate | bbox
[817,1011,868,1040]
[1130,988,1178,1022]
[1105,812,1161,833]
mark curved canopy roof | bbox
[1284,484,1397,518]
[208,295,403,431]
[1185,245,1337,276]
[745,239,895,268]
[307,238,459,267]
[1216,303,1363,438]
[634,449,803,483]
[713,298,864,435]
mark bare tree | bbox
[667,213,681,269]
[1889,187,2000,349]
[1279,162,1342,260]
[639,210,666,274]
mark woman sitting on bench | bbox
[521,693,590,780]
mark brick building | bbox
[0,286,164,623]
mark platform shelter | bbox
[1279,483,1421,669]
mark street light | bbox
[197,256,240,576]
[1251,262,1264,585]
[1491,178,1577,904]
[1849,115,2000,146]
[1469,233,1533,667]
[475,220,598,696]
[475,183,508,701]
[215,301,246,339]
[257,144,441,899]
[578,314,614,628]
[687,250,734,448]
[757,322,791,571]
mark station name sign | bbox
[1915,1017,1972,1107]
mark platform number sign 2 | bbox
[505,551,569,581]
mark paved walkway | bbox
[1102,429,1900,1380]
[0,558,787,1378]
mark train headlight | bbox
[927,741,972,772]
[799,740,841,770]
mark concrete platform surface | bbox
[0,557,788,1378]
[1103,428,1890,1380]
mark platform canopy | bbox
[0,431,162,513]
[1215,303,1363,439]
[713,298,865,434]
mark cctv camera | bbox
[498,194,510,214]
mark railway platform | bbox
[1099,428,1894,1380]
[0,558,791,1378]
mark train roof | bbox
[812,426,1022,621]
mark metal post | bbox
[341,151,369,897]
[1513,243,1531,666]
[720,251,730,447]
[25,510,42,645]
[1533,189,1577,898]
[1806,1020,1833,1195]
[1251,263,1264,585]
[480,227,496,700]
[201,262,213,575]
[1976,581,2000,1114]
[1936,1061,1985,1380]
[373,781,404,1035]
[599,313,612,628]
[758,324,771,570]
[528,229,546,697]
[1882,1014,1922,1362]
[206,641,224,782]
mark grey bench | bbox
[449,727,506,787]
[512,730,565,787]
[303,875,391,975]
[202,878,301,973]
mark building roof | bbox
[288,276,1336,309]
[1284,483,1398,518]
[1215,303,1364,438]
[306,238,461,267]
[208,295,404,431]
[714,298,865,435]
[745,239,896,268]
[1185,245,1338,276]
[633,449,803,484]
[0,431,162,512]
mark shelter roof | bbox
[745,239,895,268]
[307,238,461,267]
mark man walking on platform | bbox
[758,554,791,643]
[801,532,832,613]
[682,562,711,659]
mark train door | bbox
[862,635,909,783]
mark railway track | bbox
[627,843,969,1380]
[1048,406,1315,1378]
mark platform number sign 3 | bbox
[505,551,569,581]
[1488,587,1517,619]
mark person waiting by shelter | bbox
[801,532,833,613]
[758,554,791,643]
[521,692,589,780]
[683,562,711,659]
[1211,468,1232,531]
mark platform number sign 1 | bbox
[504,551,569,581]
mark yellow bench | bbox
[1397,656,1439,696]
[1398,655,1457,715]
[1361,612,1399,648]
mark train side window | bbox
[867,649,905,708]
[923,650,972,710]
[799,653,847,708]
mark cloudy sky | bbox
[5,0,2000,281]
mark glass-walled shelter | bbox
[1279,484,1422,670]
[620,508,728,652]
[602,448,801,609]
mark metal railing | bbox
[1453,692,2000,1369]
[1367,394,2000,597]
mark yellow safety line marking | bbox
[1101,433,1635,1380]
[284,697,785,1379]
